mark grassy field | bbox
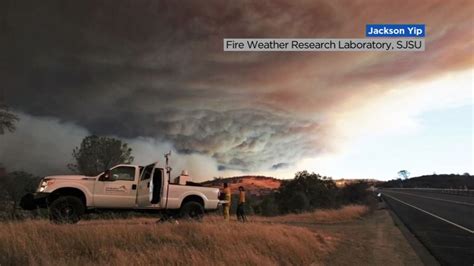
[0,205,420,265]
[263,204,369,224]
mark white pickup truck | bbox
[20,159,221,223]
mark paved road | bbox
[381,189,474,266]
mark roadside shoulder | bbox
[384,202,440,266]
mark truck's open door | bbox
[137,163,155,208]
[137,163,164,208]
[150,167,164,204]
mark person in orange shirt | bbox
[222,183,231,221]
[237,186,247,222]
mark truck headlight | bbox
[39,179,54,192]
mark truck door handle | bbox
[132,184,137,190]
[147,182,150,188]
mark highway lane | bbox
[383,190,474,230]
[381,189,474,266]
[385,189,474,205]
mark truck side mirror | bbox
[98,174,107,181]
[99,170,115,182]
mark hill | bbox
[201,176,281,196]
[201,176,384,196]
[379,174,474,189]
[334,178,382,188]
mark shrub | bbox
[275,171,339,214]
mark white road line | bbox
[384,193,474,234]
[386,191,474,207]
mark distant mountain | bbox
[201,176,385,195]
[201,176,281,196]
[333,178,382,188]
[379,174,473,189]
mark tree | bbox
[287,192,310,213]
[275,171,338,213]
[340,181,371,204]
[0,171,40,219]
[68,135,134,176]
[398,170,410,179]
[258,194,280,216]
[0,103,19,134]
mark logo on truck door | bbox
[105,185,128,193]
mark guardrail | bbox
[378,187,474,197]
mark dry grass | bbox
[0,218,335,265]
[0,205,375,265]
[259,205,369,224]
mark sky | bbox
[0,0,473,181]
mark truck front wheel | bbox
[49,196,85,224]
[180,201,204,220]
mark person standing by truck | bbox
[237,186,247,222]
[222,183,231,221]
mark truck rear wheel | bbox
[49,196,85,224]
[180,201,204,220]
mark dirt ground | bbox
[223,204,423,265]
[305,208,423,266]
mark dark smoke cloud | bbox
[1,0,472,173]
[157,109,323,171]
[271,163,290,170]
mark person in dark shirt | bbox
[237,186,247,222]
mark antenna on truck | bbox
[164,151,172,210]
[165,150,172,174]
